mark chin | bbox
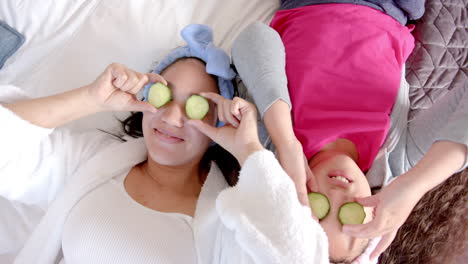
[148,150,192,166]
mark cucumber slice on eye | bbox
[338,202,366,225]
[185,95,210,120]
[148,83,172,108]
[308,192,330,220]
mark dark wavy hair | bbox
[118,57,240,186]
[379,169,468,264]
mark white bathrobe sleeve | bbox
[0,85,117,210]
[216,150,329,264]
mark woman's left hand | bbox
[342,176,425,260]
[187,92,264,166]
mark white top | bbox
[0,84,329,264]
[62,173,196,264]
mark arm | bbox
[232,22,316,206]
[398,140,466,196]
[0,64,164,208]
[216,150,329,264]
[2,63,162,128]
[343,84,468,259]
[3,86,100,128]
[189,96,328,263]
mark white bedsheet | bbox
[0,0,279,261]
[0,0,279,131]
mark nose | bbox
[161,102,185,128]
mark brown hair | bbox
[379,169,468,264]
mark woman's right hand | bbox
[86,63,167,112]
[187,92,264,166]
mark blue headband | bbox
[143,24,236,104]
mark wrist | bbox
[394,172,429,199]
[236,142,264,166]
[80,85,105,113]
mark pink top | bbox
[270,4,415,171]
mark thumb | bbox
[127,99,156,113]
[187,120,219,141]
[296,186,311,208]
[355,195,380,207]
[146,73,167,86]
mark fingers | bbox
[230,97,242,120]
[127,98,157,113]
[108,63,155,94]
[304,156,319,193]
[370,231,397,261]
[110,64,128,88]
[202,92,243,128]
[340,194,384,237]
[129,73,148,94]
[200,92,225,104]
[343,218,390,238]
[296,186,311,208]
[223,100,240,127]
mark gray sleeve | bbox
[406,84,468,171]
[232,22,291,119]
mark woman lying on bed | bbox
[232,2,468,263]
[0,24,329,264]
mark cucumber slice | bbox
[308,192,330,220]
[338,202,366,225]
[148,83,172,108]
[185,95,209,120]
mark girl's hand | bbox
[342,176,425,260]
[187,92,263,166]
[86,63,167,112]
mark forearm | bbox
[263,99,299,151]
[398,140,467,196]
[2,86,99,128]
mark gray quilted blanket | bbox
[405,0,467,120]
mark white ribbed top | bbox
[62,172,197,263]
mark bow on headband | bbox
[144,24,236,102]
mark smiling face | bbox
[308,150,374,262]
[142,58,218,166]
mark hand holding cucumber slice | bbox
[308,192,330,220]
[338,202,366,225]
[148,83,172,108]
[185,95,210,120]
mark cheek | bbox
[186,126,211,146]
[142,111,156,131]
[311,164,331,190]
[354,173,372,197]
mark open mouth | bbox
[327,170,353,187]
[329,175,350,184]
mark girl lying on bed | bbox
[232,1,468,263]
[0,24,330,264]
